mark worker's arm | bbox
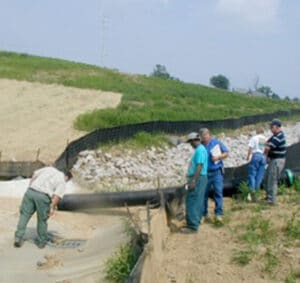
[264,145,270,155]
[212,151,229,162]
[189,164,203,189]
[246,147,252,161]
[48,195,61,217]
[211,141,229,162]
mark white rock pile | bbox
[73,122,300,192]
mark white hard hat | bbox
[186,132,200,142]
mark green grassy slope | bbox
[0,51,299,131]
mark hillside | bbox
[0,78,121,161]
[1,51,299,132]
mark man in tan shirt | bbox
[14,167,72,248]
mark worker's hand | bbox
[48,207,55,218]
[188,180,196,190]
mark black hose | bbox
[58,142,300,211]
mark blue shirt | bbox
[203,138,228,171]
[187,144,208,177]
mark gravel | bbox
[72,122,300,192]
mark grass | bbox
[230,185,300,280]
[240,217,274,246]
[263,248,279,275]
[99,131,168,151]
[285,270,300,283]
[0,51,299,131]
[232,248,255,266]
[294,176,300,192]
[105,219,143,283]
[105,242,140,283]
[284,212,300,240]
[237,181,252,201]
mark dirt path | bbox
[0,78,122,162]
[162,197,300,283]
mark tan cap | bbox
[186,132,200,142]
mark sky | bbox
[0,0,300,98]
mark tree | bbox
[257,86,272,97]
[151,64,171,80]
[271,93,280,100]
[293,97,299,102]
[284,96,290,101]
[209,74,230,90]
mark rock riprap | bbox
[73,122,300,192]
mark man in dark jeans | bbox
[200,128,229,223]
[264,119,286,205]
[14,167,72,248]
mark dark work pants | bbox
[15,188,51,245]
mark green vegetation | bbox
[100,131,168,151]
[263,248,279,274]
[294,176,300,192]
[285,270,300,283]
[284,212,300,240]
[230,184,300,279]
[105,219,143,283]
[0,51,299,131]
[210,74,230,90]
[105,243,140,283]
[232,248,255,266]
[240,217,274,245]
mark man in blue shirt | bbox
[180,132,208,233]
[264,119,286,205]
[200,128,229,223]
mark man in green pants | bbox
[14,167,72,249]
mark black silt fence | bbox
[54,109,300,172]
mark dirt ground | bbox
[0,78,122,162]
[161,196,300,283]
[0,197,129,283]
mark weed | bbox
[240,217,274,246]
[294,177,300,192]
[285,212,300,240]
[232,248,255,266]
[278,184,287,195]
[105,242,140,283]
[285,271,297,283]
[123,218,138,239]
[263,248,279,274]
[238,181,252,202]
[231,203,244,212]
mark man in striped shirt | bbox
[264,119,286,204]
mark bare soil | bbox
[162,196,300,283]
[0,78,122,162]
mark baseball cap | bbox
[270,119,282,127]
[186,132,200,142]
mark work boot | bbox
[14,238,24,248]
[35,239,47,249]
[180,227,197,234]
